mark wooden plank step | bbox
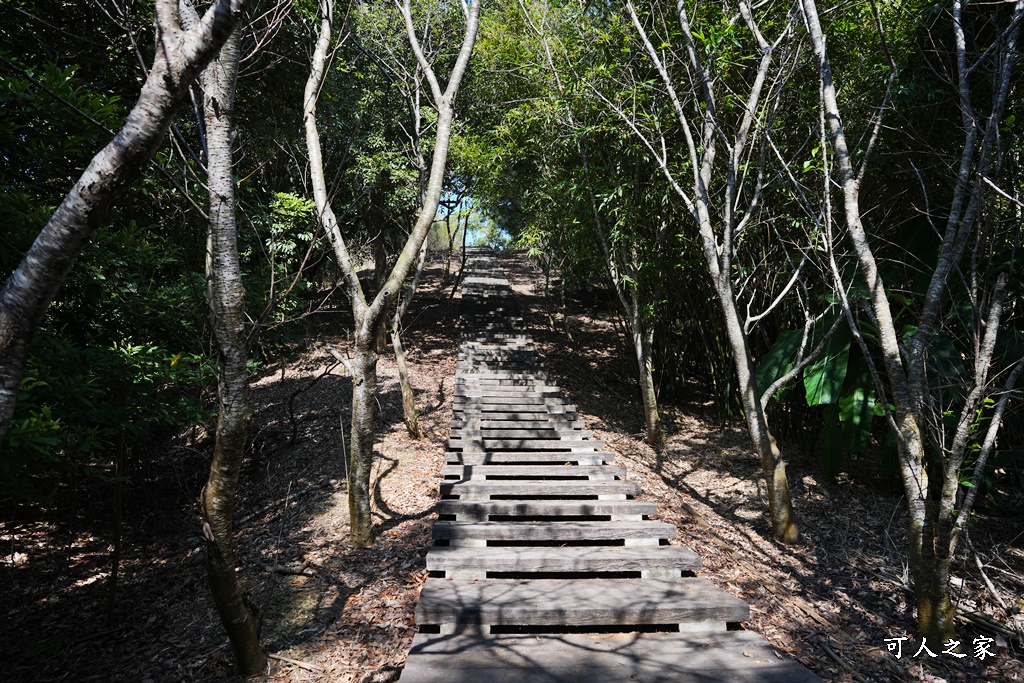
[427,545,700,574]
[454,404,577,415]
[458,352,534,357]
[454,390,563,398]
[401,631,822,683]
[454,360,536,366]
[447,451,614,464]
[462,276,510,284]
[460,334,531,340]
[454,412,579,421]
[427,545,699,574]
[447,452,616,465]
[460,340,534,346]
[436,499,655,520]
[457,375,549,381]
[456,381,555,389]
[453,372,547,380]
[460,342,532,348]
[459,350,538,357]
[458,361,542,368]
[456,370,548,382]
[458,359,540,366]
[449,429,594,439]
[451,420,586,429]
[451,412,577,423]
[415,577,749,628]
[456,381,553,387]
[460,351,536,358]
[457,372,548,378]
[454,396,569,405]
[449,439,604,451]
[440,480,639,497]
[458,352,535,356]
[454,383,550,390]
[442,464,622,478]
[432,520,675,542]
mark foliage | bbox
[2,221,214,501]
[0,0,1020,557]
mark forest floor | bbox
[2,250,1023,682]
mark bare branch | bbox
[399,0,443,103]
[760,313,842,411]
[951,360,1024,551]
[303,0,366,317]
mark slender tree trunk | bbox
[0,0,251,444]
[630,309,660,447]
[303,0,480,546]
[448,215,470,301]
[803,0,939,627]
[582,147,662,448]
[392,241,429,438]
[392,331,419,438]
[197,26,267,674]
[347,337,379,547]
[442,210,456,284]
[799,0,1022,642]
[614,0,799,539]
[711,270,798,543]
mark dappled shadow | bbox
[492,250,1017,682]
[403,630,820,682]
[497,251,649,441]
[0,257,459,682]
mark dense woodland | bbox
[1,0,1023,680]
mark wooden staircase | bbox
[400,248,820,682]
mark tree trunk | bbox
[795,0,1024,642]
[392,241,429,438]
[712,272,798,544]
[303,0,481,547]
[582,146,662,449]
[393,330,420,438]
[442,210,456,284]
[347,337,379,547]
[618,0,799,538]
[631,314,660,448]
[197,25,267,674]
[0,0,251,444]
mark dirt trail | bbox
[2,252,1021,682]
[496,249,1024,683]
[1,259,460,682]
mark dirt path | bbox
[1,259,460,682]
[496,249,1024,683]
[2,252,1021,682]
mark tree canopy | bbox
[1,0,1022,673]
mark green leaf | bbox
[804,321,851,406]
[820,404,844,478]
[838,352,874,452]
[756,330,802,398]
